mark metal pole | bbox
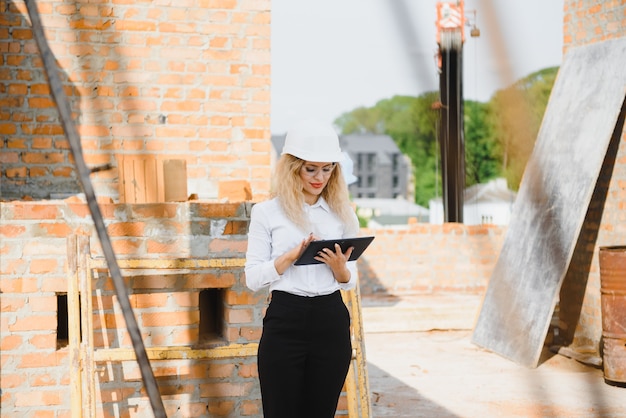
[24,1,167,416]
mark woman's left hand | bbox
[315,243,354,283]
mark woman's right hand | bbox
[274,233,317,275]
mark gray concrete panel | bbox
[472,37,626,367]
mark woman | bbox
[245,119,360,418]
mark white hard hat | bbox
[340,152,358,185]
[282,119,343,162]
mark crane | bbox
[435,0,479,222]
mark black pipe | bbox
[439,45,465,223]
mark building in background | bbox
[340,134,412,200]
[353,197,429,228]
[272,133,412,200]
[429,178,517,225]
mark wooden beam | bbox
[93,343,259,362]
[89,258,246,270]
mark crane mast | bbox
[436,1,466,223]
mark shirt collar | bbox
[308,196,331,212]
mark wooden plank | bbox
[67,236,83,418]
[156,157,165,202]
[133,157,147,203]
[116,156,126,203]
[123,157,135,203]
[93,343,259,362]
[163,159,188,202]
[345,285,372,418]
[144,157,158,203]
[472,38,626,367]
[78,235,96,417]
[89,257,246,270]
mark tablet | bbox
[294,236,375,266]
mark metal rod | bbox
[24,2,167,416]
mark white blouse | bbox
[244,197,359,297]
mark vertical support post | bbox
[78,235,96,417]
[67,235,83,417]
[345,362,358,417]
[439,46,465,222]
[436,0,466,223]
[342,284,372,418]
[350,285,372,418]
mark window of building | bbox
[367,153,376,170]
[357,153,365,170]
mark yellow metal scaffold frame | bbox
[67,234,371,417]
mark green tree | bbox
[333,66,559,205]
[464,100,500,186]
[335,94,442,207]
[487,66,559,189]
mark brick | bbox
[29,258,59,274]
[206,363,235,379]
[106,222,145,237]
[171,327,198,345]
[0,372,26,388]
[29,295,57,312]
[141,310,199,327]
[10,315,56,332]
[130,292,168,308]
[223,290,262,305]
[241,399,261,416]
[18,350,67,370]
[1,296,26,312]
[146,237,189,254]
[237,363,258,379]
[238,326,262,341]
[171,291,199,307]
[199,382,250,398]
[0,224,26,238]
[29,334,57,349]
[186,273,235,288]
[31,372,58,387]
[208,400,235,416]
[208,238,248,254]
[225,308,253,324]
[15,391,62,407]
[130,275,178,290]
[1,334,23,351]
[110,238,142,255]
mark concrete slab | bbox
[362,294,626,417]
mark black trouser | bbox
[257,290,352,418]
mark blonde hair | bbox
[272,154,357,232]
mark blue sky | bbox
[271,0,564,134]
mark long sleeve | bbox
[245,198,361,296]
[244,203,281,292]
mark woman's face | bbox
[299,161,335,204]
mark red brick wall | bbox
[357,224,505,295]
[560,0,626,353]
[0,200,265,417]
[0,0,271,201]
